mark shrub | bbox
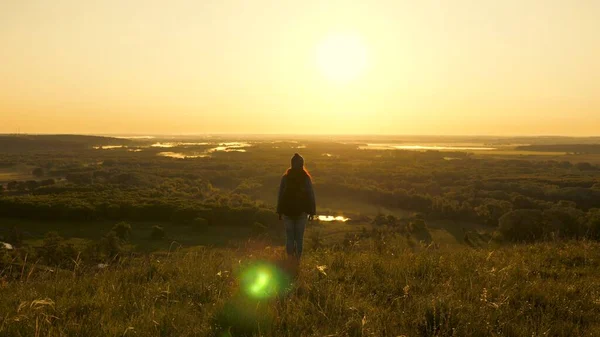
[150,225,165,240]
[310,230,324,250]
[192,217,209,229]
[372,213,387,226]
[32,167,44,177]
[7,226,23,247]
[576,162,596,171]
[111,222,132,242]
[37,231,78,268]
[39,179,55,186]
[498,209,546,242]
[408,219,428,232]
[543,207,586,238]
[557,200,577,208]
[407,219,432,243]
[587,209,600,239]
[99,231,124,259]
[25,180,39,191]
[251,222,267,235]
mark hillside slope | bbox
[2,239,600,336]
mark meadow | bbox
[2,134,600,336]
[2,238,600,336]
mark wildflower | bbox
[480,288,488,303]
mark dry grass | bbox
[2,239,600,336]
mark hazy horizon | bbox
[0,132,600,139]
[1,1,599,136]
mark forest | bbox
[1,135,600,246]
[2,134,600,336]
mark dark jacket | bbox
[276,173,316,216]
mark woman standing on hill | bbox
[277,153,316,261]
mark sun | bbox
[315,33,369,83]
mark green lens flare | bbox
[250,271,269,295]
[240,262,289,299]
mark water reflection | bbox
[220,142,251,147]
[151,142,209,148]
[157,152,210,159]
[155,142,250,159]
[93,145,126,149]
[207,142,251,153]
[317,215,350,222]
[360,144,496,151]
[208,147,247,153]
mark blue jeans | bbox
[283,213,308,258]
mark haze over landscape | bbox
[1,0,599,136]
[3,2,600,336]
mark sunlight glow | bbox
[316,33,368,83]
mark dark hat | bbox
[291,153,304,169]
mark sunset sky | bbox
[1,0,598,136]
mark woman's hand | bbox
[308,214,314,221]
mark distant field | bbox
[516,144,600,154]
[474,149,567,156]
[2,218,260,252]
[316,197,412,218]
[474,151,600,163]
[2,215,481,254]
[0,166,35,183]
[3,217,371,250]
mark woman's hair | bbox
[285,167,312,181]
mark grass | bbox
[2,236,600,336]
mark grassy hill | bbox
[2,238,600,336]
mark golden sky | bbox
[1,0,598,136]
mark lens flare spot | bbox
[240,262,290,299]
[250,271,270,295]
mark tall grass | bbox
[2,239,600,336]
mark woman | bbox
[277,153,316,260]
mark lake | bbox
[157,152,210,159]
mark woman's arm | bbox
[306,177,316,217]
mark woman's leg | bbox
[283,215,296,256]
[294,213,308,258]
